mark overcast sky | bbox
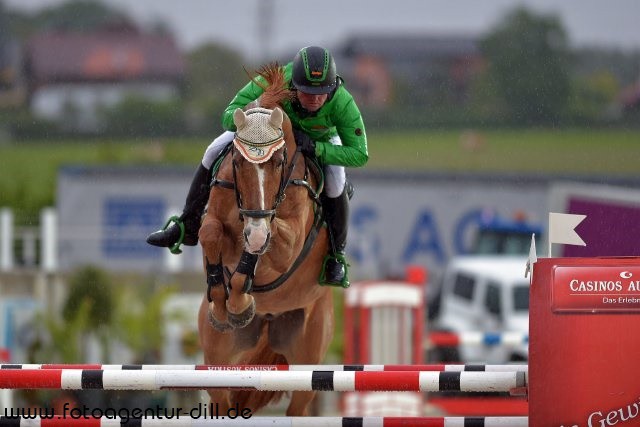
[5,0,640,60]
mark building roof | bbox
[27,29,185,84]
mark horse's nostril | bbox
[243,230,250,241]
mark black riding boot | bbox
[320,188,350,287]
[146,164,210,252]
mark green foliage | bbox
[2,0,129,40]
[327,288,344,359]
[112,284,177,363]
[32,297,92,363]
[30,267,177,364]
[63,265,114,330]
[9,108,62,140]
[101,96,187,138]
[34,0,130,33]
[572,47,640,87]
[481,7,572,124]
[184,43,247,134]
[567,71,619,121]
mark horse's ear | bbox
[233,108,247,130]
[269,107,283,129]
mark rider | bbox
[146,46,368,287]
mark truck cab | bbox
[429,255,530,363]
[471,211,542,256]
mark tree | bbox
[481,7,571,125]
[35,0,131,33]
[184,43,247,134]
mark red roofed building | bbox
[25,23,185,131]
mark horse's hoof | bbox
[226,298,256,329]
[207,308,235,333]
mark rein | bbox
[207,142,324,296]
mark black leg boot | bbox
[146,164,211,252]
[320,188,350,287]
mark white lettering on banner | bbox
[559,396,640,427]
[569,280,623,292]
[553,268,640,312]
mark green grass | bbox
[367,128,640,175]
[2,128,639,221]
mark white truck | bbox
[428,255,530,364]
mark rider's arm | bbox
[315,88,368,167]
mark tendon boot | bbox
[146,164,211,254]
[319,188,350,288]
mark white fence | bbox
[0,207,57,273]
[0,206,189,274]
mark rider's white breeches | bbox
[202,131,235,169]
[323,136,346,198]
[201,131,346,199]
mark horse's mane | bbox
[250,62,294,109]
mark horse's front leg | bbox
[199,215,232,331]
[225,260,257,328]
[197,296,236,410]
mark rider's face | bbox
[296,91,328,112]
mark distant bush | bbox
[101,96,188,138]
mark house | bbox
[334,34,485,109]
[25,23,185,132]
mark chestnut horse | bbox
[197,64,333,416]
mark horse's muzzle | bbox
[243,223,271,255]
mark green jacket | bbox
[221,62,368,168]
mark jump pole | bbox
[0,369,526,392]
[0,364,528,373]
[0,416,529,426]
[426,332,528,348]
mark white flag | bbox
[549,213,586,245]
[525,233,537,278]
[548,213,586,257]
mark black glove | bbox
[293,129,316,158]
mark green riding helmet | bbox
[291,46,337,95]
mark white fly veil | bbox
[233,107,285,164]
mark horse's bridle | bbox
[231,140,301,222]
[206,138,324,297]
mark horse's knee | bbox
[199,219,223,247]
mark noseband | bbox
[231,138,301,222]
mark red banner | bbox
[530,257,640,427]
[552,265,640,312]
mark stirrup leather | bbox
[318,252,350,288]
[161,215,186,255]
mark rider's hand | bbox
[293,129,316,158]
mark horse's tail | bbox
[232,336,287,413]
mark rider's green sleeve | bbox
[313,89,368,168]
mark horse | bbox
[197,63,333,416]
